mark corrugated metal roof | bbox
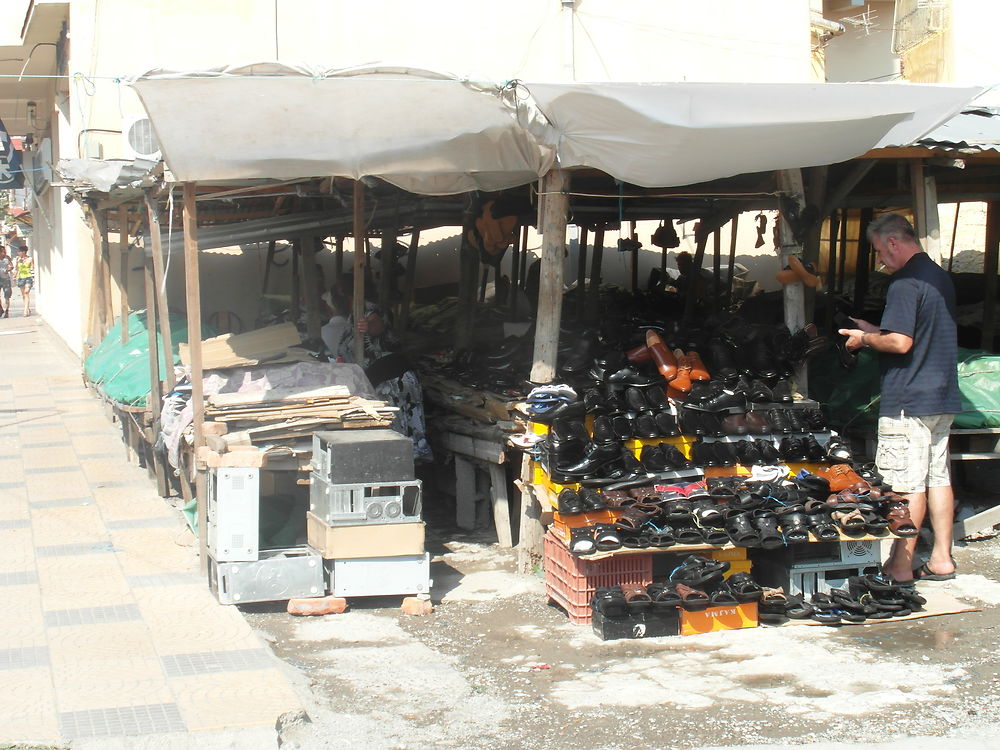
[915,107,1000,153]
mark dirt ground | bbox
[238,518,1000,750]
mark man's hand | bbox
[838,328,866,352]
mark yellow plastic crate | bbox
[710,547,748,562]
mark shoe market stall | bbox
[70,63,979,617]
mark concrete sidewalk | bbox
[0,316,301,745]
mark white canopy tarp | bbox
[130,64,982,194]
[526,81,982,187]
[131,63,556,195]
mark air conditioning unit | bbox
[121,115,161,161]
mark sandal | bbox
[784,594,815,619]
[675,583,711,612]
[669,554,730,587]
[621,584,653,613]
[592,586,627,617]
[831,507,867,536]
[648,582,682,611]
[670,525,706,545]
[725,510,761,547]
[886,504,919,537]
[758,586,789,624]
[752,510,785,549]
[569,526,597,556]
[709,581,739,605]
[727,572,763,603]
[777,510,810,543]
[593,523,623,552]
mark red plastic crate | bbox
[544,531,653,625]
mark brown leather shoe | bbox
[626,343,652,364]
[721,413,749,436]
[686,350,711,381]
[744,411,771,435]
[645,330,677,381]
[671,348,693,393]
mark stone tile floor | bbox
[0,317,300,744]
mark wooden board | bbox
[179,322,301,368]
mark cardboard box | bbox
[679,601,758,636]
[306,512,425,559]
[591,608,680,640]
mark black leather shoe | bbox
[559,443,621,477]
[679,407,705,436]
[685,389,748,415]
[802,407,827,431]
[579,487,607,511]
[610,414,634,441]
[557,487,586,514]
[803,434,825,461]
[714,441,737,467]
[786,409,809,433]
[607,367,660,387]
[659,443,691,469]
[687,379,723,404]
[644,387,669,411]
[731,440,754,465]
[779,437,808,461]
[754,438,781,463]
[748,379,774,403]
[771,379,793,403]
[633,413,660,439]
[592,415,617,446]
[625,387,648,413]
[654,411,680,437]
[767,409,793,434]
[639,444,669,472]
[706,340,739,383]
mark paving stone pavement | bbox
[0,318,301,745]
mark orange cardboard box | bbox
[680,602,758,636]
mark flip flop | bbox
[914,562,956,581]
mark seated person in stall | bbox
[330,273,432,462]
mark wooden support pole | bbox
[85,213,104,348]
[99,210,114,338]
[838,208,848,295]
[726,214,739,307]
[827,209,840,293]
[777,169,808,395]
[300,235,322,341]
[94,211,112,343]
[352,182,366,365]
[712,228,721,310]
[145,192,176,392]
[182,182,207,574]
[576,225,588,319]
[479,266,489,303]
[854,207,874,314]
[290,239,301,324]
[629,220,638,292]
[912,162,942,265]
[143,248,161,420]
[455,197,481,350]
[261,240,276,295]
[399,229,420,333]
[981,201,1000,351]
[509,223,521,320]
[334,235,344,279]
[530,169,568,384]
[380,218,398,312]
[683,229,709,322]
[517,224,531,289]
[587,225,604,321]
[119,208,131,345]
[948,203,961,272]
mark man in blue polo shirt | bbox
[839,213,960,585]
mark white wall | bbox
[951,0,1000,106]
[822,1,899,82]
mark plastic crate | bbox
[544,531,653,625]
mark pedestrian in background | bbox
[14,245,33,316]
[0,245,12,317]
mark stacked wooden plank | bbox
[204,385,396,448]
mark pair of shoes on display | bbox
[778,435,826,462]
[568,524,622,556]
[556,487,607,515]
[690,441,737,467]
[719,411,773,436]
[638,443,691,472]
